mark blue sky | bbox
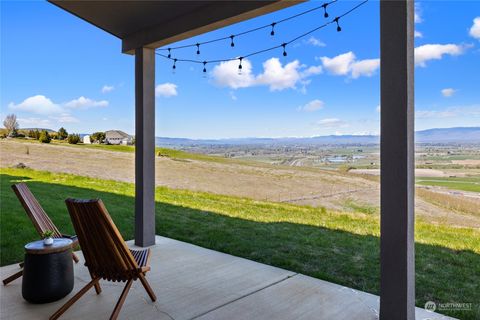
[1,1,479,138]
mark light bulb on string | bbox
[202,61,207,75]
[281,43,287,57]
[270,22,276,36]
[172,58,177,74]
[238,57,243,75]
[196,43,201,55]
[230,35,235,48]
[334,17,342,32]
[322,3,329,18]
[167,48,172,58]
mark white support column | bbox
[134,47,156,247]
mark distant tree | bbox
[3,114,19,137]
[57,127,68,140]
[91,131,106,144]
[28,130,36,138]
[33,129,40,140]
[38,130,51,143]
[67,133,81,144]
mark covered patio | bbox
[3,0,426,319]
[0,236,452,320]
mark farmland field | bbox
[416,176,480,193]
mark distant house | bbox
[105,130,133,145]
[83,135,91,144]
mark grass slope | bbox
[0,168,479,319]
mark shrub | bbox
[38,130,51,143]
[67,133,81,144]
[57,127,68,140]
[91,131,105,144]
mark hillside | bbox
[1,139,479,229]
[156,127,480,146]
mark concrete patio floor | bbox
[1,236,454,320]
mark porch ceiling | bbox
[48,0,303,54]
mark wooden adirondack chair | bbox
[2,183,79,286]
[50,198,156,320]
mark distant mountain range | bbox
[156,127,480,146]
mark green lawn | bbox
[1,168,479,319]
[416,176,480,193]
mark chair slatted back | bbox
[65,199,139,281]
[11,183,62,238]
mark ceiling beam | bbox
[122,0,303,54]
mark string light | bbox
[322,3,330,18]
[270,22,276,36]
[156,0,369,74]
[157,0,338,55]
[230,35,235,47]
[334,17,341,32]
[238,57,243,74]
[167,48,171,58]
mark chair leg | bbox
[138,274,156,302]
[88,271,102,294]
[50,278,100,320]
[109,279,133,320]
[72,252,80,263]
[2,269,23,286]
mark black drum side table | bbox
[22,238,74,303]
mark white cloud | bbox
[414,44,469,67]
[414,31,423,38]
[315,118,348,128]
[155,83,178,97]
[416,105,480,118]
[50,113,79,123]
[320,52,379,79]
[301,65,323,77]
[416,110,457,118]
[441,88,456,97]
[256,59,303,91]
[101,85,114,93]
[470,17,480,40]
[211,59,255,89]
[8,95,63,115]
[212,57,322,92]
[229,91,237,101]
[17,117,52,128]
[350,59,380,79]
[298,99,324,112]
[415,3,423,24]
[320,52,354,75]
[64,96,108,109]
[307,36,326,47]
